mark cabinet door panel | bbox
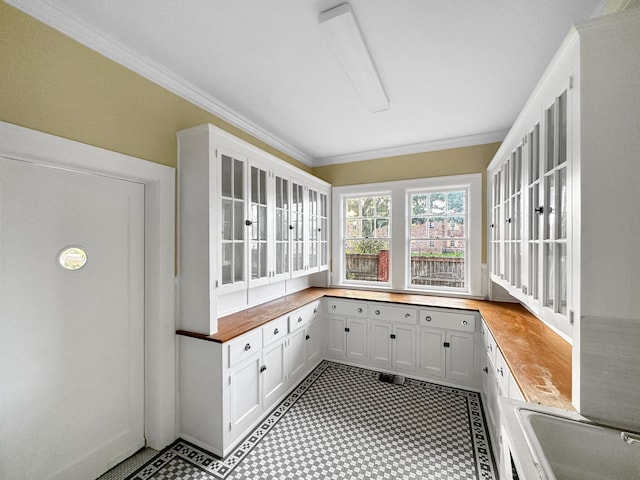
[346,317,368,362]
[287,328,307,382]
[263,341,286,407]
[370,321,392,367]
[305,319,324,365]
[229,355,261,432]
[326,316,346,359]
[446,330,475,383]
[392,324,416,371]
[419,327,445,378]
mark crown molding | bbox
[313,130,507,167]
[7,0,315,166]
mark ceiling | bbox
[10,0,603,166]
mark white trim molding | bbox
[314,130,507,167]
[0,121,177,450]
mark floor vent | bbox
[378,372,406,385]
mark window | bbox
[344,195,391,284]
[332,174,482,296]
[409,190,467,289]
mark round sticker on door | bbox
[57,246,88,271]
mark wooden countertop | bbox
[177,287,572,410]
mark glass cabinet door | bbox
[508,145,523,290]
[274,174,290,280]
[220,152,246,287]
[249,163,269,284]
[527,124,541,301]
[319,191,329,269]
[308,188,318,270]
[542,90,569,318]
[291,181,306,276]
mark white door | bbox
[0,157,145,480]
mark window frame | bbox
[341,192,392,287]
[331,173,483,297]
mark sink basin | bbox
[516,408,640,480]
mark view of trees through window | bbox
[410,190,466,288]
[344,195,390,282]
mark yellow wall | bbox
[1,2,499,263]
[0,2,309,172]
[312,143,500,263]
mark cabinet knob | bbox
[534,206,544,215]
[405,313,411,318]
[374,309,380,315]
[357,308,363,313]
[390,334,396,339]
[483,367,489,374]
[305,334,310,341]
[273,328,279,335]
[490,223,495,228]
[331,305,337,310]
[245,219,253,226]
[344,327,350,333]
[313,308,318,314]
[244,343,251,351]
[260,365,267,373]
[298,316,303,323]
[461,320,468,326]
[506,218,512,224]
[289,225,294,230]
[425,316,432,322]
[317,228,322,232]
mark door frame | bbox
[0,121,176,450]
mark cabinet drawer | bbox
[262,315,288,347]
[288,310,307,332]
[419,308,476,332]
[326,299,367,317]
[288,300,321,332]
[369,303,417,324]
[228,330,262,367]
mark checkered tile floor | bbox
[123,361,496,480]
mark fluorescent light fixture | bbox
[319,3,390,113]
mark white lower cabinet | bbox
[370,320,417,371]
[326,299,369,362]
[178,302,323,457]
[418,308,476,384]
[180,297,483,457]
[479,319,525,468]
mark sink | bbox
[515,407,640,480]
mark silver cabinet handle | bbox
[273,328,279,335]
[244,343,251,351]
[425,316,432,322]
[357,307,363,313]
[405,313,411,318]
[462,320,468,326]
[374,309,380,315]
[298,316,303,323]
[331,305,337,310]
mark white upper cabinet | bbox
[177,124,331,332]
[488,9,640,392]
